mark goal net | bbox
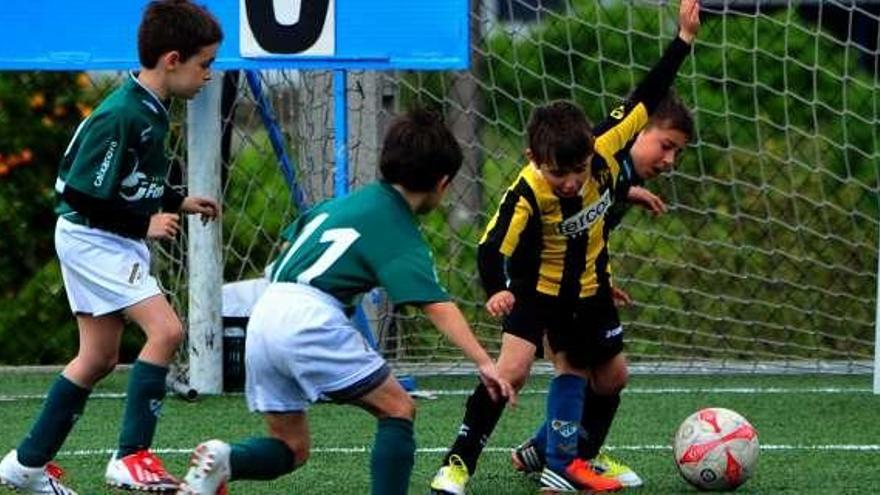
[157,1,878,379]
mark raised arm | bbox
[678,0,701,44]
[629,0,701,114]
[593,0,701,153]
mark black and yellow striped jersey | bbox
[479,37,691,300]
[603,152,643,233]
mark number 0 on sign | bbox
[240,0,335,58]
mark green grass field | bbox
[0,371,878,494]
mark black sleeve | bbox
[477,242,507,296]
[62,186,150,239]
[606,155,643,231]
[605,202,631,232]
[161,184,186,212]
[629,37,692,114]
[606,180,631,231]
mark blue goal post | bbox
[3,0,469,394]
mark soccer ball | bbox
[673,407,759,491]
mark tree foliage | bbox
[0,73,113,363]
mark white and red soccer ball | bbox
[673,407,759,491]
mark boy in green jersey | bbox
[177,108,516,495]
[0,2,223,494]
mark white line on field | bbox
[0,393,127,401]
[421,387,874,396]
[0,387,872,402]
[53,444,880,458]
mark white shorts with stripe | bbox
[245,282,388,413]
[55,216,161,316]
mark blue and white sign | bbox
[240,0,335,58]
[0,0,467,70]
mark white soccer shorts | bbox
[55,216,161,316]
[245,282,388,413]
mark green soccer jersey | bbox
[54,73,171,220]
[271,181,450,309]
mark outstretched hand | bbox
[181,196,220,225]
[611,285,633,308]
[477,362,517,407]
[627,186,667,216]
[678,0,701,44]
[147,213,180,240]
[485,290,515,318]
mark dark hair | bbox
[526,100,593,171]
[379,108,463,192]
[648,91,694,139]
[138,0,224,69]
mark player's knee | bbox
[387,393,417,420]
[592,366,628,395]
[267,427,310,470]
[95,358,118,380]
[497,337,536,390]
[499,363,531,391]
[613,360,630,391]
[392,394,416,421]
[148,320,184,349]
[608,373,629,395]
[75,352,118,382]
[166,320,185,346]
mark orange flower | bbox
[29,93,46,109]
[76,73,92,88]
[41,116,54,127]
[0,165,9,176]
[53,105,68,118]
[10,150,33,168]
[76,102,93,118]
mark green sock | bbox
[229,437,296,480]
[117,360,167,457]
[17,375,90,467]
[371,418,415,495]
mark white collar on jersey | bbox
[128,71,169,117]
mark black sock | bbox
[230,437,297,481]
[371,418,415,495]
[579,385,620,460]
[442,382,507,475]
[117,360,168,457]
[18,375,90,467]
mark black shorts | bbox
[502,289,624,369]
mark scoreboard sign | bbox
[240,0,335,58]
[0,0,468,70]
